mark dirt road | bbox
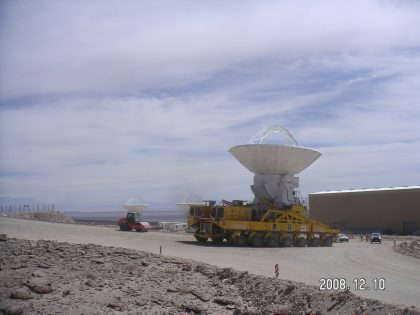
[1,217,419,308]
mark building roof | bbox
[310,186,420,195]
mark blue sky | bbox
[1,0,420,210]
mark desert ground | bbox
[1,217,419,313]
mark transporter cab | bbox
[187,200,339,247]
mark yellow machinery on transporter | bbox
[187,200,339,247]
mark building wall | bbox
[309,188,420,234]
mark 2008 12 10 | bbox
[319,278,386,291]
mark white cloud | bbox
[0,0,420,210]
[1,0,420,99]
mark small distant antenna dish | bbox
[176,193,205,216]
[249,124,298,146]
[123,197,149,212]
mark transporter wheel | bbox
[211,237,223,244]
[195,236,208,243]
[265,235,279,247]
[249,234,264,247]
[225,232,233,243]
[321,237,333,247]
[119,223,128,231]
[294,237,306,247]
[308,237,320,247]
[234,235,248,247]
[280,237,292,247]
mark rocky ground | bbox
[0,237,418,315]
[395,240,420,259]
[1,211,74,224]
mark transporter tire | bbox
[211,237,223,244]
[265,235,280,247]
[294,237,307,247]
[234,235,248,247]
[280,237,292,247]
[308,237,320,247]
[249,234,264,247]
[321,237,333,247]
[195,236,208,243]
[119,223,128,231]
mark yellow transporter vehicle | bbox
[188,200,339,247]
[187,124,340,246]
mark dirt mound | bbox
[4,211,74,224]
[0,238,418,315]
[395,240,420,259]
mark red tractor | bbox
[118,212,151,232]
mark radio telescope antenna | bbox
[230,124,320,206]
[176,193,205,217]
[123,197,149,212]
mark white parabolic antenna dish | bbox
[229,125,320,176]
[176,193,205,213]
[229,145,320,175]
[123,198,149,212]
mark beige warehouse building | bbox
[309,186,420,235]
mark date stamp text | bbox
[319,278,386,291]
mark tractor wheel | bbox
[294,237,307,247]
[119,223,128,231]
[234,235,248,247]
[265,235,280,247]
[195,236,208,243]
[249,234,264,247]
[308,237,320,247]
[280,237,292,247]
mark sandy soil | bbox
[1,237,419,315]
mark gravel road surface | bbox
[1,217,419,308]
